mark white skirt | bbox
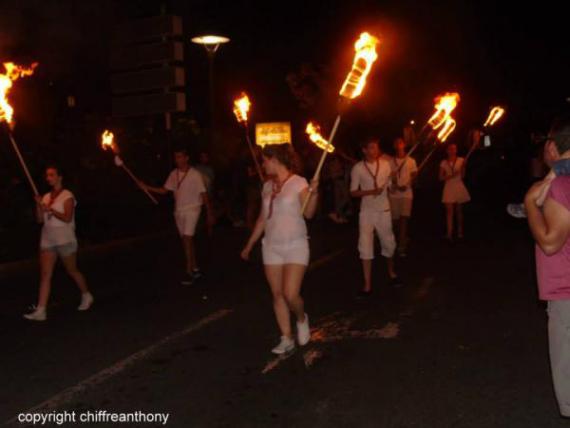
[442,180,471,204]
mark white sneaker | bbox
[271,336,295,355]
[507,203,527,219]
[23,307,47,322]
[297,313,311,346]
[78,292,94,311]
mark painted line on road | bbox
[4,309,233,427]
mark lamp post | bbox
[191,35,230,142]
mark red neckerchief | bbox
[176,168,190,190]
[267,173,293,219]
[363,159,380,189]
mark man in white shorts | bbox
[351,138,402,298]
[143,148,214,285]
[389,138,418,257]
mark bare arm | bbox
[144,185,170,195]
[525,182,570,255]
[241,209,266,260]
[34,196,45,224]
[300,179,319,220]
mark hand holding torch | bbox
[101,130,158,205]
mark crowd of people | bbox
[16,113,570,416]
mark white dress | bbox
[440,157,471,204]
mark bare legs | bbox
[445,203,464,240]
[264,264,306,338]
[36,250,89,309]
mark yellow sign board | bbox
[255,122,292,147]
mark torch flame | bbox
[233,93,251,123]
[306,122,335,153]
[101,130,118,154]
[0,62,38,125]
[428,92,460,130]
[483,106,505,127]
[339,32,379,99]
[437,117,456,142]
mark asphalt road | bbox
[1,195,566,428]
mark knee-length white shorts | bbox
[358,210,396,260]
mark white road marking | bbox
[4,309,233,427]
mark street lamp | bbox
[191,35,230,138]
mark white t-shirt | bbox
[40,189,77,248]
[164,168,206,212]
[261,175,308,246]
[389,157,418,199]
[439,157,465,184]
[350,158,391,212]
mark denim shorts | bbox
[41,241,78,257]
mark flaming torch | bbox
[306,122,335,154]
[233,92,263,181]
[301,31,379,213]
[0,62,39,196]
[464,106,506,163]
[101,130,158,205]
[396,92,460,178]
[416,116,457,173]
[483,106,505,128]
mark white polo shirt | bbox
[350,158,391,212]
[164,167,206,212]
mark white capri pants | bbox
[358,210,397,260]
[262,238,310,266]
[174,206,202,237]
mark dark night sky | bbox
[0,0,569,144]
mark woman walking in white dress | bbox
[439,143,471,241]
[241,143,319,354]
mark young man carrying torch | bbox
[141,148,214,285]
[350,138,402,298]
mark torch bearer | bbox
[0,62,39,196]
[233,92,264,182]
[301,31,380,213]
[101,130,158,205]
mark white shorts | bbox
[262,239,310,266]
[389,197,413,220]
[174,206,202,237]
[358,210,396,260]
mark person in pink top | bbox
[524,115,570,417]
